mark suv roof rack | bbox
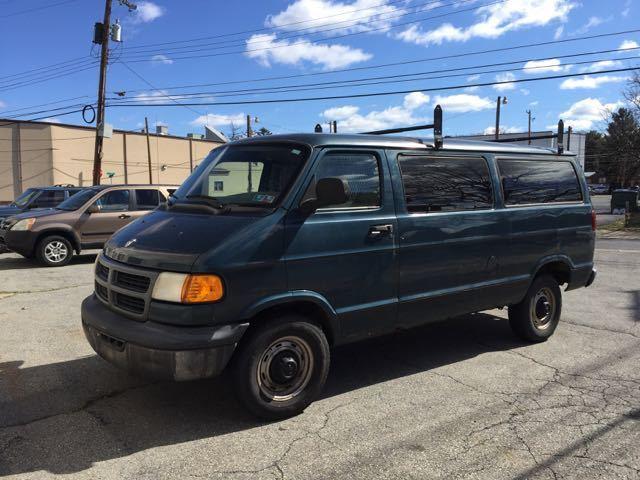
[360,105,570,154]
[361,105,443,149]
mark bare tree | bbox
[624,72,640,118]
[227,121,245,141]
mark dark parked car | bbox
[81,133,596,419]
[0,185,176,266]
[0,185,83,220]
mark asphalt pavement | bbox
[0,240,639,479]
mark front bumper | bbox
[3,229,36,257]
[82,295,249,381]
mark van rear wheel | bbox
[509,274,562,342]
[36,235,73,267]
[232,315,330,420]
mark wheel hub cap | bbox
[530,287,555,329]
[257,336,314,402]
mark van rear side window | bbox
[398,156,493,213]
[498,159,582,205]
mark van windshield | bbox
[56,188,98,211]
[172,144,309,209]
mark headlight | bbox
[152,272,224,304]
[11,218,36,231]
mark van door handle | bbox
[118,214,131,219]
[368,224,393,239]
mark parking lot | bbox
[1,238,639,480]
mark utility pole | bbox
[494,96,508,141]
[526,110,532,144]
[333,121,337,133]
[91,0,136,186]
[145,117,153,184]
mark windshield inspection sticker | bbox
[254,194,275,203]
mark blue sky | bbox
[0,0,638,137]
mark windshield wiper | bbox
[185,194,226,209]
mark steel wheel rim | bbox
[530,287,556,329]
[257,336,314,402]
[44,241,68,263]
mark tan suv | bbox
[0,185,176,266]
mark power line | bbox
[0,95,93,116]
[0,63,98,92]
[118,0,507,62]
[115,29,640,93]
[104,67,640,109]
[0,56,94,81]
[112,48,639,102]
[122,0,466,55]
[0,0,81,19]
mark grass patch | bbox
[599,216,640,233]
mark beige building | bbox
[0,119,226,203]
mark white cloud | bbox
[396,0,575,46]
[245,33,371,70]
[41,117,61,124]
[560,75,626,90]
[154,120,168,127]
[151,54,173,65]
[132,90,196,104]
[559,97,624,130]
[190,113,246,128]
[432,94,494,113]
[321,105,359,119]
[520,89,530,96]
[579,60,621,73]
[529,100,540,106]
[134,1,164,23]
[619,40,639,51]
[573,16,610,35]
[320,92,431,133]
[554,25,564,40]
[494,72,516,91]
[0,99,6,109]
[266,0,406,35]
[467,74,481,82]
[523,58,563,73]
[403,91,430,110]
[622,0,631,16]
[483,126,522,135]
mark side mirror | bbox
[86,204,100,214]
[299,177,349,213]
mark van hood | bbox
[105,208,285,272]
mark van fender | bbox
[531,255,575,285]
[240,290,339,338]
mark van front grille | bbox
[114,271,150,293]
[94,255,158,320]
[113,293,145,314]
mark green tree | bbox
[585,130,607,173]
[604,108,640,188]
[254,127,273,136]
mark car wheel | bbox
[36,235,73,267]
[232,315,330,420]
[508,274,562,343]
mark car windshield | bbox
[56,188,98,211]
[172,144,310,209]
[12,188,38,208]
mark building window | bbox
[213,181,224,192]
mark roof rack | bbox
[489,120,571,154]
[361,105,443,149]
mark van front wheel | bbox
[509,274,562,342]
[232,316,330,420]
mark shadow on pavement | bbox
[0,253,97,271]
[0,313,523,475]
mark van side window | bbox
[498,159,582,205]
[303,153,381,209]
[135,189,160,210]
[398,156,493,213]
[33,190,65,208]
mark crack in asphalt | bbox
[562,319,640,340]
[0,284,92,297]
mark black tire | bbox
[232,315,330,420]
[509,274,562,342]
[36,235,73,267]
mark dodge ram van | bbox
[82,127,596,419]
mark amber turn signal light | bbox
[180,274,224,303]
